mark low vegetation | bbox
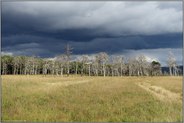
[2,75,182,122]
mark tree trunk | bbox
[67,62,69,76]
[60,67,63,76]
[42,67,45,75]
[2,65,5,75]
[95,69,98,76]
[120,64,122,77]
[81,63,84,76]
[129,66,131,76]
[56,68,58,76]
[32,63,35,75]
[103,63,105,77]
[75,63,78,75]
[112,69,114,76]
[24,66,27,75]
[88,64,90,76]
[35,66,37,75]
[169,67,172,76]
[14,66,16,75]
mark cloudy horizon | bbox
[2,1,183,66]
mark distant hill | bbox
[161,65,183,75]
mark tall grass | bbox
[2,75,182,122]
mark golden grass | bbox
[2,75,182,122]
[137,82,181,103]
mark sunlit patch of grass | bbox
[2,75,182,122]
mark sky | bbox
[2,1,183,66]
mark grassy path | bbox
[136,82,181,103]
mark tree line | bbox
[1,45,182,76]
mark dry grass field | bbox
[2,75,182,122]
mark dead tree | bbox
[98,52,108,77]
[167,51,176,76]
[113,56,125,77]
[13,56,20,75]
[64,43,73,76]
[75,56,81,75]
[93,55,100,76]
[56,55,67,76]
[128,57,135,76]
[81,55,88,76]
[137,55,148,76]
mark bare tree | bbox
[137,55,148,76]
[30,56,36,75]
[13,56,21,75]
[93,55,100,76]
[112,56,119,76]
[34,57,39,75]
[24,57,29,75]
[85,56,92,76]
[3,49,178,77]
[1,59,7,75]
[74,56,81,75]
[167,51,176,76]
[173,63,179,76]
[1,56,10,75]
[65,43,72,76]
[113,56,125,77]
[98,52,108,77]
[51,60,55,75]
[42,59,50,76]
[128,57,135,76]
[81,55,88,76]
[56,55,67,76]
[54,60,60,76]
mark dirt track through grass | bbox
[45,80,92,87]
[137,82,182,103]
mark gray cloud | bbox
[121,48,183,66]
[2,33,182,57]
[2,1,183,65]
[2,1,182,36]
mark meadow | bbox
[2,75,182,122]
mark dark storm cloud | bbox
[2,33,182,57]
[2,1,183,59]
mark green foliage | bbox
[152,61,161,65]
